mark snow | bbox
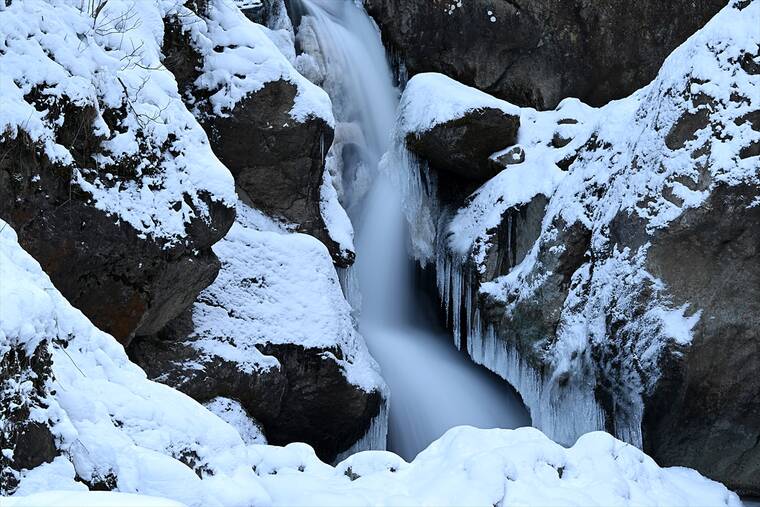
[204,397,267,445]
[0,0,237,243]
[320,154,357,259]
[5,491,187,507]
[2,218,741,506]
[188,200,382,392]
[397,72,520,136]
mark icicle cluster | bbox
[334,400,389,463]
[435,249,609,445]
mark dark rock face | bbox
[643,183,760,495]
[365,0,725,109]
[162,15,351,267]
[0,122,235,346]
[405,108,520,181]
[129,312,382,463]
[204,81,348,265]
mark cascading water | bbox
[294,0,529,461]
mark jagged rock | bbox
[405,108,520,182]
[162,8,353,266]
[364,0,725,109]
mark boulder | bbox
[130,331,383,462]
[364,0,725,109]
[162,8,353,266]
[128,201,385,462]
[406,107,520,182]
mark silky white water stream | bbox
[294,0,529,461]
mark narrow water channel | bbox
[293,0,530,461]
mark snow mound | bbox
[0,219,268,506]
[0,0,236,242]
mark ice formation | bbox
[392,0,760,451]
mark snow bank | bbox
[0,0,236,242]
[5,491,187,507]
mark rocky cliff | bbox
[365,0,727,109]
[396,0,760,494]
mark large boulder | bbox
[398,73,521,189]
[365,0,726,109]
[415,1,760,494]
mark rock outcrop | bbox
[365,0,726,109]
[405,107,519,182]
[402,1,760,494]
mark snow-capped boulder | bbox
[162,0,354,266]
[0,0,238,345]
[364,0,726,109]
[401,74,520,182]
[128,201,386,462]
[401,0,760,494]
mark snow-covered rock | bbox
[401,74,521,182]
[397,0,760,493]
[0,0,239,343]
[0,216,740,504]
[162,0,354,266]
[128,200,386,462]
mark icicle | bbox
[333,399,389,464]
[451,261,463,349]
[506,213,513,269]
[462,309,607,446]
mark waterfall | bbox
[294,0,529,461]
